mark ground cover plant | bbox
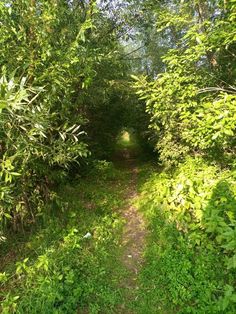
[0,0,236,313]
[133,158,236,313]
[1,161,129,313]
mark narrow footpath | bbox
[114,147,148,313]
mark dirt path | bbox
[115,154,147,312]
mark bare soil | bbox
[115,150,148,313]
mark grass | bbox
[0,161,131,314]
[130,160,236,314]
[2,153,235,314]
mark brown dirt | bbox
[116,153,148,313]
[121,166,146,282]
[78,155,147,314]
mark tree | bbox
[133,0,236,164]
[0,0,134,233]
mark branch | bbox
[122,45,146,58]
[198,87,236,94]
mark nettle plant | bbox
[0,73,89,235]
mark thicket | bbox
[0,0,146,237]
[132,0,236,312]
[1,0,236,313]
[133,0,236,164]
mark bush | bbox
[135,157,236,313]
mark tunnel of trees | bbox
[0,1,236,313]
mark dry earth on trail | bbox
[116,152,148,313]
[79,150,148,314]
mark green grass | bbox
[0,161,130,314]
[2,157,235,314]
[130,159,236,314]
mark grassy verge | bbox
[0,161,130,314]
[132,158,236,314]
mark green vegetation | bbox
[1,0,236,313]
[117,131,135,149]
[133,0,236,165]
[1,161,129,313]
[134,159,236,313]
[115,130,142,158]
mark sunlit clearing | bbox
[122,131,130,143]
[116,130,132,148]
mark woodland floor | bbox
[113,149,148,313]
[0,142,153,314]
[1,145,232,313]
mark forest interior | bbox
[0,0,236,313]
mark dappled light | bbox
[1,1,236,313]
[116,129,138,150]
[117,131,131,147]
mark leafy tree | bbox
[133,0,236,164]
[0,0,134,233]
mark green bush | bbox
[0,73,88,235]
[133,0,236,165]
[135,158,236,313]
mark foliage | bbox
[134,158,236,313]
[133,0,236,164]
[1,0,236,313]
[0,161,129,313]
[0,72,88,235]
[0,0,135,234]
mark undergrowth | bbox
[0,161,129,314]
[133,157,236,314]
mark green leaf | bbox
[4,213,12,219]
